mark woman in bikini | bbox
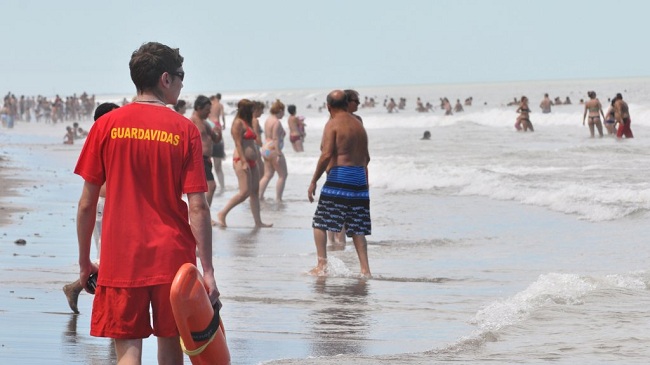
[215,99,272,228]
[604,98,617,135]
[287,104,304,152]
[582,91,605,138]
[515,96,534,132]
[259,99,288,201]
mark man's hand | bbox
[203,273,221,310]
[79,260,99,294]
[308,182,317,203]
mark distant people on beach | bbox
[215,99,272,228]
[582,91,605,138]
[614,93,633,139]
[554,96,563,105]
[287,104,305,152]
[398,97,406,110]
[209,93,226,130]
[3,92,97,125]
[173,99,187,115]
[421,130,431,140]
[74,42,219,364]
[564,96,572,105]
[604,99,617,135]
[63,126,75,144]
[259,99,288,201]
[62,102,119,314]
[386,98,398,113]
[454,99,464,113]
[308,90,371,277]
[416,97,429,112]
[515,96,534,132]
[464,97,473,106]
[442,98,453,115]
[209,94,226,195]
[361,96,376,108]
[540,93,553,113]
[416,97,423,111]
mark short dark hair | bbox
[129,42,184,93]
[344,89,359,101]
[194,95,211,111]
[93,102,119,121]
[287,104,296,115]
[173,99,186,112]
[616,93,623,100]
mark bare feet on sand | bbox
[212,212,227,227]
[309,265,327,276]
[255,222,273,228]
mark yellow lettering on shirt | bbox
[110,127,182,146]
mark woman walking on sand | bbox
[215,99,272,228]
[259,100,288,202]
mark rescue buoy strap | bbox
[180,332,216,357]
[190,303,220,342]
[179,304,221,357]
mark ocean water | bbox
[1,77,650,364]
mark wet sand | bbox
[0,155,28,227]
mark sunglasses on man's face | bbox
[171,71,185,81]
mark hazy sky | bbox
[2,0,648,96]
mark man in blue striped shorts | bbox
[308,90,371,277]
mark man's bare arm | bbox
[187,192,220,306]
[308,123,336,202]
[77,181,101,291]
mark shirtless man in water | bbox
[209,94,226,194]
[614,93,633,139]
[539,93,553,114]
[327,89,365,248]
[209,93,226,130]
[191,95,218,206]
[308,90,371,277]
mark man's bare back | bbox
[615,99,629,120]
[209,95,226,129]
[323,111,369,171]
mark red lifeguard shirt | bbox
[75,103,207,287]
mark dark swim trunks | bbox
[211,141,225,158]
[312,166,371,236]
[203,156,215,182]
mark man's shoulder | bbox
[190,115,205,126]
